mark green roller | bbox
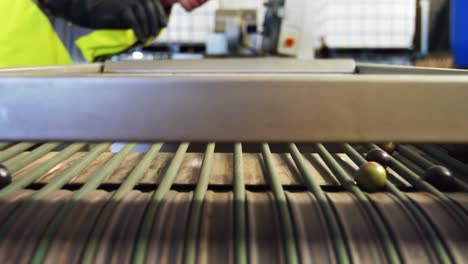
[234,143,247,264]
[183,143,216,264]
[289,143,350,264]
[0,142,37,163]
[342,144,453,264]
[398,145,433,169]
[0,143,110,241]
[5,142,61,173]
[33,143,112,199]
[132,143,190,264]
[415,144,468,178]
[71,144,136,200]
[0,143,86,197]
[82,143,163,264]
[315,144,401,264]
[31,143,137,264]
[0,142,12,150]
[365,144,467,222]
[398,145,468,192]
[261,143,299,264]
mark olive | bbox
[379,142,396,154]
[423,165,457,191]
[356,162,387,192]
[0,165,11,188]
[366,149,390,167]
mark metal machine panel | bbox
[1,74,468,142]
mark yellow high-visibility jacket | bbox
[0,0,140,67]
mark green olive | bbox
[379,142,396,154]
[356,162,387,192]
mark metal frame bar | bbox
[1,74,468,142]
[0,63,103,76]
[357,63,468,75]
[103,59,356,74]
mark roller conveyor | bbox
[0,142,466,264]
[0,59,467,263]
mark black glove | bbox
[45,0,168,41]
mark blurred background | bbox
[52,0,467,68]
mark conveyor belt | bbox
[0,142,466,264]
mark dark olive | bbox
[366,149,390,167]
[356,162,387,192]
[423,165,457,191]
[379,142,396,154]
[0,165,12,188]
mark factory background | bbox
[51,0,464,68]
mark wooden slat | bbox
[10,150,428,187]
[8,153,58,180]
[21,152,340,186]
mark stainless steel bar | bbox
[357,63,468,75]
[104,59,356,74]
[0,63,103,76]
[1,75,468,142]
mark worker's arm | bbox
[36,0,169,41]
[163,0,208,11]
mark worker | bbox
[0,0,208,67]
